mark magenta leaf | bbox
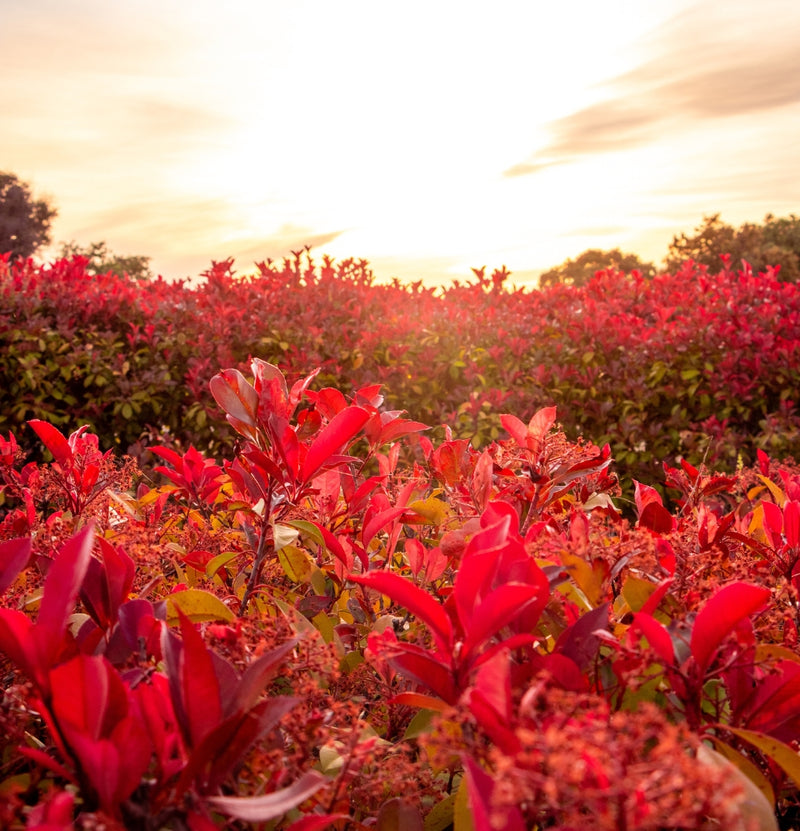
[0,536,32,595]
[206,770,327,822]
[690,582,771,676]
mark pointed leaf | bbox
[207,770,327,822]
[690,582,771,675]
[165,589,235,624]
[461,584,543,663]
[233,639,298,714]
[29,420,73,465]
[727,727,800,792]
[210,369,259,429]
[0,536,32,595]
[631,612,675,666]
[300,406,370,482]
[352,571,453,653]
[38,523,95,639]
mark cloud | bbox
[504,2,800,177]
[234,225,346,265]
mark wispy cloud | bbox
[505,3,800,177]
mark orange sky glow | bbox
[2,0,799,287]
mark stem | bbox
[239,522,271,615]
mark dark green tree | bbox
[538,248,656,288]
[665,213,800,281]
[0,173,57,261]
[59,240,153,280]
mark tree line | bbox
[1,169,798,285]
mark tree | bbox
[58,240,153,280]
[665,213,800,281]
[538,248,656,288]
[0,173,57,261]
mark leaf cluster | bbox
[1,363,800,828]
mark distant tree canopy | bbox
[538,248,656,288]
[0,172,57,261]
[665,213,800,281]
[58,240,153,280]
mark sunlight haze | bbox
[2,0,798,286]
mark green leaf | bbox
[424,793,456,831]
[286,519,326,548]
[166,589,235,624]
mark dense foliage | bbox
[665,214,800,283]
[2,250,800,506]
[2,356,800,828]
[0,174,57,263]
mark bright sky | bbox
[2,0,799,286]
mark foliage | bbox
[0,173,57,262]
[538,247,656,287]
[665,213,800,282]
[58,240,153,281]
[2,359,800,828]
[2,250,800,507]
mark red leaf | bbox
[462,756,494,831]
[638,500,675,535]
[361,505,409,550]
[352,571,454,653]
[285,814,350,831]
[0,536,32,595]
[80,538,135,629]
[631,612,675,666]
[499,414,528,447]
[382,646,457,703]
[38,523,95,642]
[0,608,40,687]
[526,405,557,455]
[785,501,800,548]
[690,582,771,676]
[470,449,493,511]
[209,369,259,430]
[251,358,291,419]
[301,406,370,482]
[461,583,544,663]
[207,770,327,822]
[232,639,297,714]
[177,612,222,748]
[29,420,73,466]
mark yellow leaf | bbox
[278,545,313,583]
[408,495,450,526]
[205,550,238,579]
[453,774,473,831]
[757,475,786,507]
[621,574,657,613]
[165,589,234,625]
[560,550,608,607]
[706,737,775,806]
[727,727,800,791]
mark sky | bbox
[2,0,799,287]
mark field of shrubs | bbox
[2,250,800,829]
